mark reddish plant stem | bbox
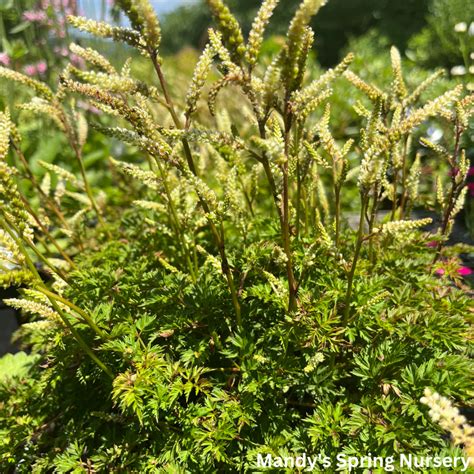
[149,52,241,327]
[433,123,464,264]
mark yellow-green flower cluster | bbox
[184,170,219,216]
[61,78,160,143]
[0,229,23,267]
[399,85,463,134]
[390,46,407,100]
[419,137,450,160]
[4,297,61,322]
[0,66,53,100]
[286,0,325,58]
[185,44,214,118]
[70,69,138,95]
[94,124,173,163]
[262,56,282,109]
[208,73,243,117]
[436,176,445,207]
[317,105,349,167]
[0,112,33,241]
[69,43,116,74]
[223,166,241,216]
[421,388,474,463]
[67,15,144,51]
[304,141,331,169]
[68,15,115,37]
[356,100,390,193]
[207,0,245,63]
[133,200,167,213]
[208,29,239,74]
[357,290,390,314]
[284,0,325,88]
[404,69,444,106]
[0,109,10,160]
[458,149,470,184]
[451,187,468,219]
[17,98,65,131]
[39,161,79,187]
[0,269,34,288]
[358,147,385,191]
[263,270,287,304]
[376,218,432,236]
[343,70,386,102]
[315,218,333,248]
[245,0,279,68]
[110,158,160,190]
[135,0,161,53]
[303,352,324,373]
[114,0,161,54]
[251,134,284,165]
[291,52,354,117]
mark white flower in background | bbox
[0,229,20,272]
[469,22,474,36]
[471,52,474,60]
[470,65,474,74]
[0,246,17,271]
[467,82,474,92]
[451,65,467,76]
[454,22,467,33]
[427,126,443,142]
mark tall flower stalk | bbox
[0,0,471,340]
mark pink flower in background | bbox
[468,167,474,177]
[36,61,47,74]
[24,64,37,76]
[54,46,69,57]
[435,265,473,277]
[54,17,67,38]
[70,54,85,68]
[0,53,10,66]
[23,62,48,76]
[426,240,438,248]
[467,182,474,197]
[23,10,48,22]
[44,0,76,11]
[77,100,100,115]
[458,266,473,276]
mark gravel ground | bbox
[0,306,19,356]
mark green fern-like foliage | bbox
[1,209,472,471]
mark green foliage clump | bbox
[408,0,474,69]
[1,215,473,471]
[0,0,472,472]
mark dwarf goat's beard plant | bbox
[0,0,473,471]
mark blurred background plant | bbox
[160,0,430,66]
[407,0,474,71]
[0,0,81,82]
[2,0,473,234]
